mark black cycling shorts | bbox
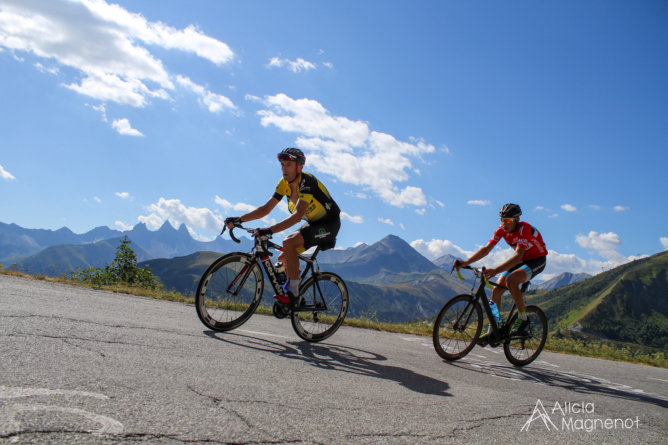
[499,256,546,282]
[298,218,341,252]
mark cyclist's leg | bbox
[282,230,305,283]
[504,268,529,313]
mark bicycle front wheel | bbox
[432,295,483,361]
[195,252,264,331]
[291,272,349,342]
[503,305,548,367]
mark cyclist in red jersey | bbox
[456,203,547,346]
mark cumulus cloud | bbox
[94,196,101,203]
[215,196,256,213]
[115,192,130,199]
[535,206,544,211]
[561,204,577,212]
[341,212,363,223]
[589,205,600,210]
[614,206,629,212]
[549,214,558,218]
[468,200,490,206]
[176,75,236,113]
[0,0,234,107]
[661,237,668,250]
[115,221,132,231]
[90,103,107,122]
[140,197,224,232]
[0,164,16,180]
[111,118,143,136]
[576,231,622,252]
[411,235,643,280]
[255,94,435,208]
[415,208,426,215]
[322,62,333,68]
[436,200,444,207]
[267,57,316,73]
[378,217,394,226]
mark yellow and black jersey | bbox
[272,172,340,222]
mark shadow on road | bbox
[446,359,668,409]
[205,330,451,397]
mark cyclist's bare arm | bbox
[457,242,495,270]
[268,200,308,234]
[484,247,525,278]
[226,197,279,229]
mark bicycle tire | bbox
[195,252,264,331]
[291,272,349,342]
[432,294,483,361]
[503,305,548,367]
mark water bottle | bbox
[489,301,502,325]
[274,262,287,285]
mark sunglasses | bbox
[500,218,516,223]
[277,153,299,162]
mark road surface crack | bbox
[5,332,173,350]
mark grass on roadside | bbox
[2,268,666,369]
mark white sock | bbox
[289,280,299,296]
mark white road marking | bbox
[0,386,109,400]
[3,404,123,435]
[649,378,668,383]
[238,329,292,339]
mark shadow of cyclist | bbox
[446,358,668,409]
[205,330,451,397]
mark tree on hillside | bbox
[73,236,160,289]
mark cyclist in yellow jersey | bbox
[224,148,341,305]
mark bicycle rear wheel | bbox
[291,272,348,342]
[503,305,547,367]
[432,295,483,361]
[195,253,264,331]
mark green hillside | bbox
[516,250,668,350]
[19,237,152,276]
[138,251,225,296]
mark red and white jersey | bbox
[489,221,548,261]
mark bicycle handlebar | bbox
[451,262,498,290]
[220,223,271,244]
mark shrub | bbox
[72,236,160,290]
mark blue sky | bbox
[1,0,667,279]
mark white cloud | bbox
[341,212,363,223]
[94,196,101,203]
[614,206,629,212]
[561,204,577,212]
[245,94,262,102]
[276,199,289,214]
[267,57,316,73]
[400,223,406,230]
[535,206,544,211]
[468,200,490,206]
[346,191,367,199]
[661,237,668,250]
[0,164,16,180]
[34,62,58,75]
[111,118,143,136]
[436,200,444,207]
[576,231,622,252]
[187,226,215,242]
[140,197,224,232]
[175,75,236,113]
[415,208,426,215]
[115,192,130,199]
[411,236,643,280]
[589,205,600,210]
[548,214,558,218]
[115,221,132,231]
[0,0,233,107]
[255,94,435,207]
[214,196,256,213]
[322,62,333,68]
[378,217,394,226]
[91,103,107,122]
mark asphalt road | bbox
[2,274,668,444]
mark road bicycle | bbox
[195,223,349,342]
[432,263,548,366]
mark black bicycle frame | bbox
[228,233,329,312]
[460,266,522,347]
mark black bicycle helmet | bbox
[277,147,306,165]
[499,203,522,218]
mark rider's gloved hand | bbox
[224,216,242,229]
[254,228,273,238]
